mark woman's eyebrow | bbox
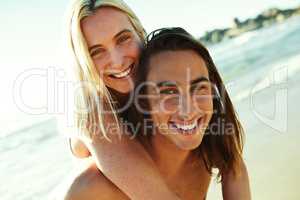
[88,44,103,52]
[190,76,209,85]
[114,29,132,39]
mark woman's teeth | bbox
[111,65,133,78]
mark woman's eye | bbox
[90,48,105,58]
[117,35,131,44]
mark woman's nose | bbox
[108,49,123,71]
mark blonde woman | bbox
[63,0,181,199]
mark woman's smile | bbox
[108,62,135,79]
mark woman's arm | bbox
[73,109,180,200]
[221,159,251,200]
[83,134,180,200]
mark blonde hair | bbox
[66,0,146,141]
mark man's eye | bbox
[192,83,211,94]
[160,88,178,95]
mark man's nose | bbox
[178,94,197,120]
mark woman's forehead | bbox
[81,7,134,46]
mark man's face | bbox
[146,50,214,151]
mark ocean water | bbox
[1,16,300,200]
[210,16,300,102]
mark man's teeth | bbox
[112,67,131,78]
[175,121,197,131]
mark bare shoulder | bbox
[63,163,129,200]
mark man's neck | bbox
[148,130,193,181]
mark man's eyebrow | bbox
[156,81,177,87]
[88,29,132,52]
[190,76,209,85]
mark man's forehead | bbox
[146,50,209,86]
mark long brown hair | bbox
[136,27,244,180]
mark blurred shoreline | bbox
[200,5,300,44]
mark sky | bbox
[0,0,299,123]
[1,0,299,66]
[125,0,300,36]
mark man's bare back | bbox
[63,156,211,200]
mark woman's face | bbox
[146,50,213,150]
[81,7,142,94]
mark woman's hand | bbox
[69,138,91,158]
